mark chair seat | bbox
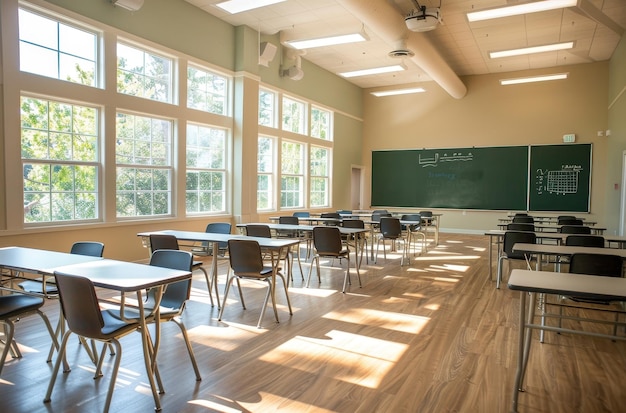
[100,309,141,336]
[0,294,45,318]
[18,279,58,294]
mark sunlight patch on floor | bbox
[188,324,264,350]
[412,254,481,261]
[188,398,244,412]
[259,331,408,388]
[322,308,430,334]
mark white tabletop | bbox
[512,243,626,258]
[0,246,102,274]
[53,259,191,292]
[508,269,626,302]
[137,230,300,250]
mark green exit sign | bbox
[563,134,576,143]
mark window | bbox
[311,106,332,140]
[257,136,274,210]
[259,89,276,127]
[18,8,98,87]
[186,123,227,214]
[117,42,173,103]
[280,141,304,208]
[282,96,306,134]
[310,146,329,207]
[21,96,99,223]
[187,65,228,115]
[115,113,172,217]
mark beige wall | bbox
[361,62,612,233]
[605,35,626,234]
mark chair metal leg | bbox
[0,320,15,376]
[196,265,215,307]
[172,318,201,381]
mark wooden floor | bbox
[2,233,626,413]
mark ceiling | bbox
[184,0,626,92]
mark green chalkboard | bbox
[529,144,591,212]
[371,146,529,210]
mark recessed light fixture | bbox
[500,73,569,85]
[490,41,574,58]
[371,87,426,97]
[467,0,577,22]
[339,65,405,78]
[216,0,286,14]
[285,32,368,50]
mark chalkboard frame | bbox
[371,144,592,212]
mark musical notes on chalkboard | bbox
[419,151,474,168]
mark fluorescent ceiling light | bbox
[285,33,367,50]
[490,41,574,58]
[340,65,405,78]
[467,0,577,22]
[216,0,286,14]
[371,88,426,97]
[500,73,569,85]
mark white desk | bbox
[512,243,626,271]
[137,230,299,324]
[237,222,370,270]
[0,246,102,298]
[507,269,626,413]
[51,259,191,411]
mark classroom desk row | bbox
[484,230,626,281]
[0,246,190,411]
[496,223,606,234]
[270,214,441,259]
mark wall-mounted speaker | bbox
[259,42,277,67]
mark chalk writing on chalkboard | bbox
[418,151,474,167]
[535,165,582,195]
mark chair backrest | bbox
[503,231,537,259]
[337,210,352,215]
[569,253,623,277]
[558,215,576,222]
[228,239,264,274]
[512,216,534,224]
[558,218,583,226]
[149,249,193,310]
[342,219,365,229]
[292,211,310,218]
[514,212,529,217]
[320,212,341,225]
[278,216,299,225]
[560,225,591,234]
[149,234,180,254]
[372,209,389,215]
[565,235,605,248]
[507,223,535,232]
[312,226,343,254]
[419,210,433,218]
[401,214,422,230]
[53,272,106,339]
[380,217,402,238]
[70,241,104,257]
[246,224,272,238]
[205,222,232,248]
[371,212,392,222]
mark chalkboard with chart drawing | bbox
[371,146,529,210]
[529,144,591,212]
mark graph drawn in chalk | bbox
[546,170,579,194]
[535,167,581,195]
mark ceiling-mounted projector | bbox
[405,7,441,32]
